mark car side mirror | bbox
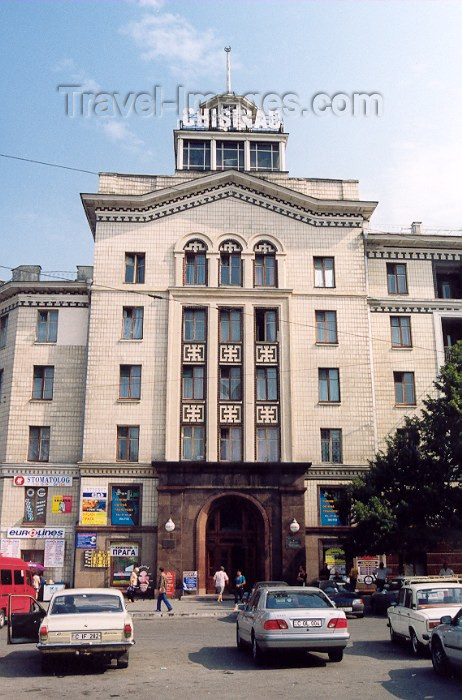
[440,615,452,625]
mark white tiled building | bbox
[1,92,461,590]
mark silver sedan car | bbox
[236,586,349,664]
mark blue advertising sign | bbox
[111,486,140,526]
[183,570,198,591]
[76,532,97,549]
[320,489,342,526]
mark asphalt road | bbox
[0,614,461,700]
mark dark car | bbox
[313,580,364,618]
[246,581,288,600]
[370,577,405,615]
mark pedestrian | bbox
[32,572,41,598]
[296,565,307,586]
[233,570,246,611]
[349,566,359,592]
[39,573,46,601]
[213,565,229,603]
[127,567,139,603]
[156,567,173,613]
[439,562,454,576]
[319,562,331,581]
[373,562,388,591]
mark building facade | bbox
[1,91,461,590]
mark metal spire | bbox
[224,46,231,94]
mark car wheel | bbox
[251,634,264,664]
[0,609,5,629]
[236,625,244,651]
[116,652,129,669]
[328,649,343,662]
[432,638,450,676]
[410,629,424,657]
[389,621,398,643]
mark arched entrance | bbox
[204,496,267,593]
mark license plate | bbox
[293,619,322,628]
[71,632,102,641]
[340,607,353,612]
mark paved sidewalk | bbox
[126,594,240,619]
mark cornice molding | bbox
[79,465,156,478]
[0,298,89,315]
[306,465,369,479]
[369,300,462,314]
[367,249,462,261]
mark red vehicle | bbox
[0,556,37,628]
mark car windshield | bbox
[265,591,332,609]
[416,587,462,607]
[50,593,123,614]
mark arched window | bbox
[184,240,208,285]
[219,240,242,286]
[254,241,277,287]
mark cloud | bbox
[54,58,101,92]
[99,120,155,160]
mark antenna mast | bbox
[224,46,231,94]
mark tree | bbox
[347,342,462,568]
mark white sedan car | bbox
[236,585,350,664]
[8,588,134,671]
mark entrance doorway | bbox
[205,496,265,593]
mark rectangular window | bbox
[182,426,205,461]
[119,365,142,400]
[255,255,276,287]
[319,368,340,403]
[314,257,335,288]
[394,371,416,405]
[0,314,9,347]
[185,253,207,285]
[125,253,145,284]
[220,366,242,400]
[183,140,211,170]
[256,427,280,462]
[220,309,241,342]
[250,142,280,171]
[110,485,141,526]
[255,309,277,342]
[32,366,54,400]
[117,426,139,462]
[220,254,242,286]
[122,307,144,340]
[28,427,50,462]
[315,311,338,344]
[321,429,342,463]
[256,367,278,401]
[24,486,47,524]
[216,141,244,170]
[387,263,408,294]
[36,310,58,343]
[183,309,206,341]
[182,366,205,400]
[390,316,412,348]
[219,427,242,461]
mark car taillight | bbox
[39,625,48,641]
[428,620,440,630]
[263,619,289,630]
[124,623,132,638]
[327,618,348,629]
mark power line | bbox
[0,153,97,176]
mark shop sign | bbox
[320,488,349,526]
[183,571,198,591]
[76,532,97,549]
[111,545,141,587]
[324,546,346,576]
[83,549,110,568]
[286,536,302,549]
[7,527,65,539]
[14,474,72,487]
[110,544,139,558]
[0,538,21,557]
[44,539,65,567]
[52,495,72,514]
[24,487,47,523]
[81,488,107,525]
[165,570,175,597]
[110,486,140,526]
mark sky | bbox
[1,0,462,279]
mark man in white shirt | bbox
[439,562,455,576]
[373,562,388,591]
[213,566,229,603]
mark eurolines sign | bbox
[7,527,66,539]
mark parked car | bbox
[431,607,462,675]
[313,580,364,618]
[7,588,134,671]
[387,576,462,656]
[0,556,36,628]
[246,581,288,600]
[236,585,349,664]
[370,577,405,615]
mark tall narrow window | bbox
[390,316,412,348]
[255,309,277,342]
[256,427,280,462]
[387,263,408,294]
[28,427,50,462]
[122,307,144,340]
[184,240,207,285]
[394,371,415,405]
[315,311,338,344]
[319,368,340,403]
[183,309,206,341]
[254,241,277,287]
[314,257,335,288]
[219,427,242,461]
[117,426,139,462]
[220,309,242,342]
[32,366,54,400]
[125,253,145,284]
[220,241,242,286]
[182,366,205,400]
[119,365,141,400]
[321,429,342,463]
[36,310,58,342]
[182,426,205,460]
[220,366,242,400]
[0,314,9,348]
[256,367,278,401]
[183,140,211,170]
